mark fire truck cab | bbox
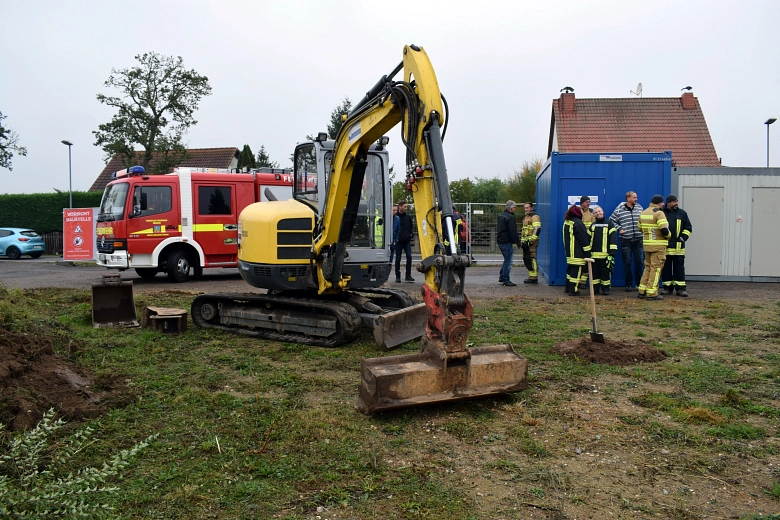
[96,166,293,282]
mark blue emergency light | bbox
[110,165,146,179]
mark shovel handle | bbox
[584,258,598,332]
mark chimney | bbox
[559,92,576,112]
[681,92,696,110]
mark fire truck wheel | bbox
[166,250,191,283]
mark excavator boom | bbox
[338,45,528,412]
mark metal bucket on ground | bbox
[91,273,139,328]
[356,337,528,413]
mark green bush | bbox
[0,192,103,233]
[0,409,155,517]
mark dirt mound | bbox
[0,328,132,431]
[551,337,667,366]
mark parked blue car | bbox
[0,227,45,259]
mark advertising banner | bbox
[63,208,97,261]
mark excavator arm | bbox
[311,45,528,413]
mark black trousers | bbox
[592,258,611,287]
[662,255,686,288]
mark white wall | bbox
[676,167,780,280]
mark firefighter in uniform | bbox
[589,206,617,295]
[638,195,671,300]
[563,205,591,296]
[580,196,594,230]
[521,202,541,284]
[662,194,692,297]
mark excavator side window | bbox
[293,144,318,206]
[350,154,385,248]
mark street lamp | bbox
[61,140,73,208]
[765,119,777,168]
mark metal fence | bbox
[407,203,508,255]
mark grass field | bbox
[1,285,779,519]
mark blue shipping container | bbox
[536,151,673,287]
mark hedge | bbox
[0,192,104,233]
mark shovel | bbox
[584,259,605,343]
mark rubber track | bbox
[191,293,363,348]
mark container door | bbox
[557,178,605,285]
[750,187,780,277]
[194,184,238,265]
[683,187,723,275]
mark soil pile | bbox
[0,328,131,431]
[551,337,667,365]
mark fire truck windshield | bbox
[98,182,129,222]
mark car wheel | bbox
[135,267,158,280]
[6,247,21,260]
[29,252,43,259]
[166,250,190,283]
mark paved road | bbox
[0,256,777,301]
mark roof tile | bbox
[550,96,720,167]
[89,148,240,192]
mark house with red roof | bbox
[547,90,720,167]
[89,147,240,192]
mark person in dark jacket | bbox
[662,194,692,297]
[609,191,644,291]
[395,200,414,283]
[563,205,591,296]
[389,204,399,265]
[589,206,618,295]
[496,200,522,286]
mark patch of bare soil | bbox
[551,337,667,365]
[0,328,132,431]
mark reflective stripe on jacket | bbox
[522,213,541,242]
[639,203,670,252]
[563,217,591,265]
[663,207,692,256]
[590,219,617,259]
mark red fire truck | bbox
[95,166,293,282]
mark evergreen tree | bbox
[237,144,256,170]
[327,98,352,139]
[256,145,279,168]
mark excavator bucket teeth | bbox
[356,344,528,413]
[373,302,429,350]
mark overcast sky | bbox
[2,0,778,195]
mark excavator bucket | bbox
[372,302,429,350]
[91,273,140,328]
[356,340,528,413]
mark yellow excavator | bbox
[191,45,528,412]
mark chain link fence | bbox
[406,203,509,255]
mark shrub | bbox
[0,409,155,517]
